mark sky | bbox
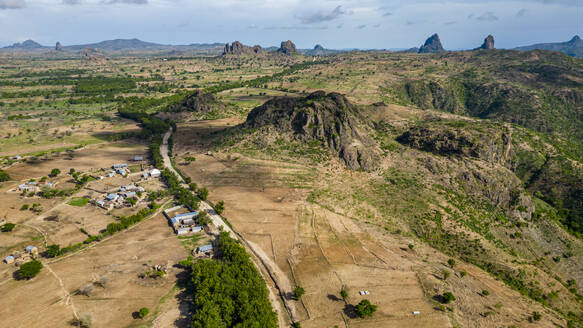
[0,0,581,49]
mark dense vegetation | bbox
[189,232,277,328]
[18,260,43,280]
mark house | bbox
[96,200,112,210]
[133,156,144,161]
[142,171,149,179]
[106,193,119,201]
[191,226,203,233]
[116,168,127,176]
[106,171,116,178]
[119,187,126,192]
[150,169,161,177]
[176,228,190,235]
[122,191,136,199]
[173,212,199,222]
[182,218,195,226]
[112,163,128,169]
[169,217,180,229]
[25,246,38,255]
[3,256,14,264]
[197,244,213,254]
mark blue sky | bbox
[0,0,581,49]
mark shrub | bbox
[460,271,467,278]
[408,244,414,250]
[20,204,29,211]
[442,292,456,304]
[138,307,149,319]
[0,169,10,182]
[18,260,43,280]
[448,259,456,268]
[197,187,209,200]
[482,290,490,296]
[532,311,542,321]
[214,200,225,215]
[1,222,16,232]
[340,289,348,300]
[442,270,451,280]
[355,299,377,318]
[49,168,61,177]
[294,285,305,300]
[78,284,94,296]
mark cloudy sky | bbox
[0,0,581,49]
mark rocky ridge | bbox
[418,34,445,53]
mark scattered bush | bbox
[532,311,542,321]
[340,289,348,300]
[138,307,149,319]
[408,243,414,250]
[482,290,490,296]
[294,285,305,300]
[214,200,225,215]
[0,169,10,182]
[355,299,377,318]
[49,168,61,177]
[448,259,456,268]
[45,244,61,258]
[442,292,456,304]
[1,222,16,232]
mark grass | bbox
[67,197,89,207]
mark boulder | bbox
[279,40,297,55]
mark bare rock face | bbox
[252,45,263,54]
[244,91,378,170]
[279,40,297,55]
[55,42,63,51]
[476,35,495,50]
[418,34,445,53]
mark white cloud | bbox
[475,12,498,21]
[0,0,25,9]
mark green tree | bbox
[49,168,61,177]
[442,292,456,304]
[1,222,16,232]
[408,244,414,250]
[197,187,209,200]
[340,289,348,300]
[0,169,10,182]
[46,244,61,258]
[189,182,198,191]
[447,259,456,268]
[138,307,149,319]
[69,168,75,175]
[18,260,43,280]
[294,286,305,300]
[214,200,225,215]
[355,299,377,318]
[482,290,490,296]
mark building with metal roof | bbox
[197,244,213,253]
[113,163,128,169]
[150,169,161,177]
[106,193,119,201]
[191,226,203,233]
[176,228,190,235]
[4,256,15,264]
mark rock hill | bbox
[278,40,298,55]
[167,90,224,113]
[3,39,45,50]
[223,41,263,55]
[418,34,445,53]
[475,35,495,50]
[243,91,378,170]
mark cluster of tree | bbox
[105,205,158,235]
[189,232,278,328]
[74,76,137,95]
[1,222,16,232]
[18,260,43,280]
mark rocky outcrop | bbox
[418,34,445,53]
[55,42,63,51]
[244,91,378,170]
[223,41,263,55]
[278,40,297,55]
[475,35,495,50]
[3,39,44,50]
[80,48,105,61]
[167,90,224,113]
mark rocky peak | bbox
[55,42,63,51]
[418,34,445,53]
[477,35,495,50]
[314,44,324,50]
[279,40,297,55]
[223,41,263,55]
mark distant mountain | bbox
[64,38,167,51]
[513,35,583,58]
[3,39,46,50]
[300,44,342,56]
